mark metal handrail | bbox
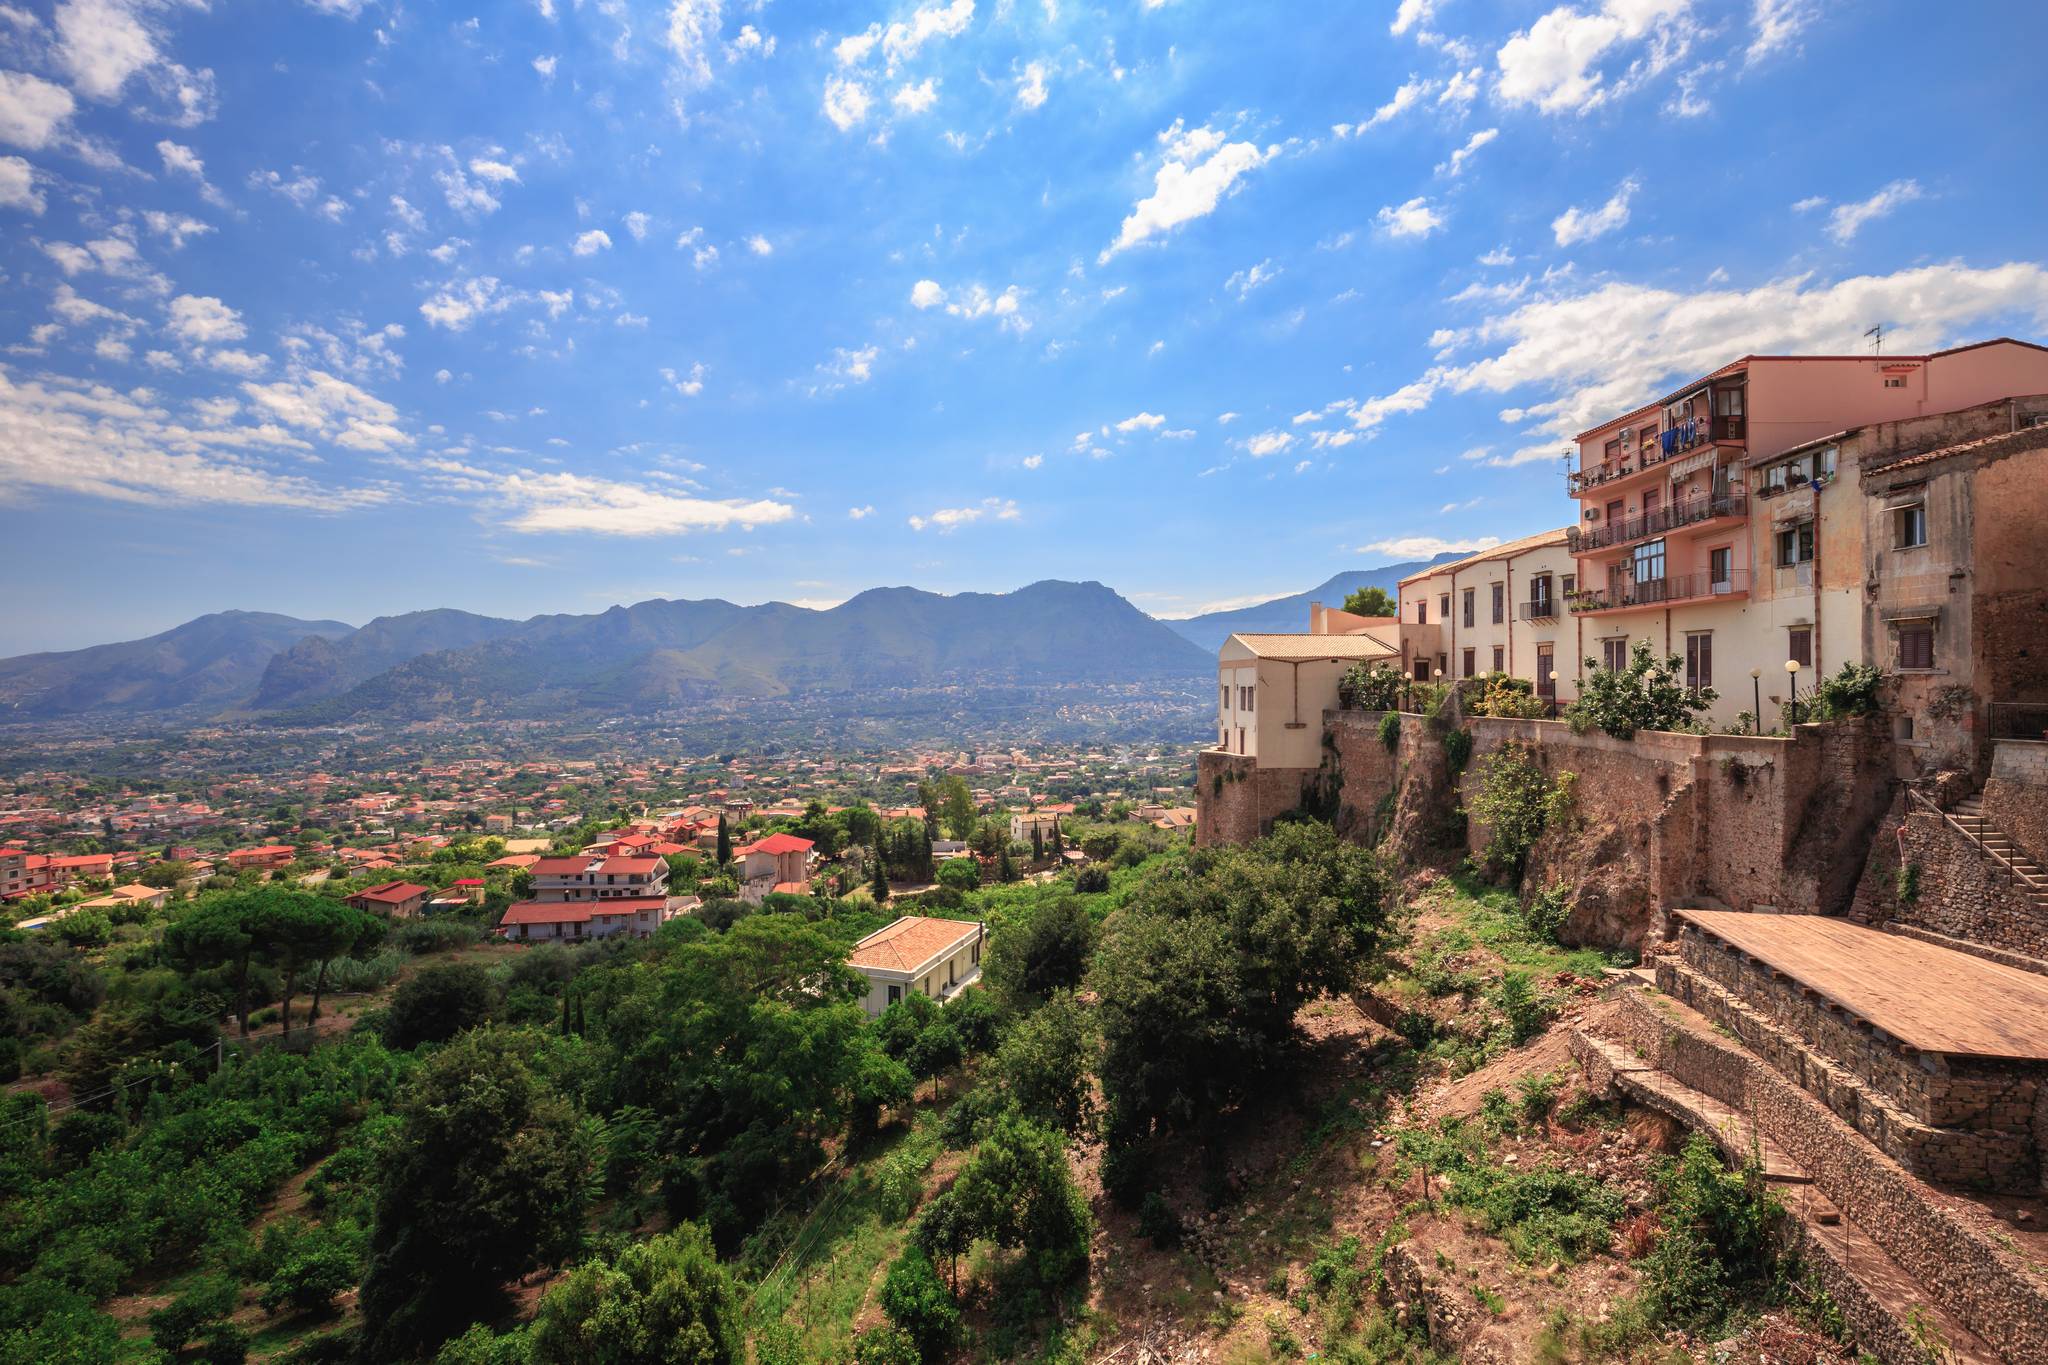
[1570,492,1748,554]
[1568,568,1750,614]
[1905,788,2048,898]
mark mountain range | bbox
[1161,555,1458,654]
[0,562,1437,725]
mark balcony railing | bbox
[1517,598,1558,621]
[1567,568,1750,614]
[1567,416,1744,496]
[1567,492,1748,554]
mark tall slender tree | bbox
[715,814,732,868]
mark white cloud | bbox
[1241,429,1294,458]
[1439,127,1498,177]
[1552,176,1636,245]
[1100,121,1276,262]
[1340,261,2048,461]
[910,279,945,309]
[818,342,880,387]
[847,504,874,519]
[419,275,512,331]
[1389,0,1438,36]
[0,71,76,150]
[1746,0,1816,64]
[1495,0,1694,115]
[572,228,613,255]
[53,0,159,101]
[1357,75,1433,132]
[1438,66,1482,104]
[1791,194,1826,213]
[1350,378,1441,433]
[1357,534,1502,559]
[883,0,973,68]
[727,24,773,59]
[1479,245,1516,266]
[250,166,323,209]
[891,76,938,114]
[1021,454,1043,469]
[241,366,407,452]
[660,362,706,396]
[1114,411,1166,433]
[166,293,245,346]
[1225,259,1279,298]
[469,156,520,184]
[911,280,1026,331]
[0,154,42,213]
[1826,179,1921,244]
[0,367,390,511]
[142,209,211,247]
[490,469,795,537]
[908,495,1019,533]
[623,210,651,241]
[434,162,501,216]
[1376,196,1444,239]
[746,233,772,256]
[665,0,723,87]
[822,74,871,130]
[533,54,557,80]
[1014,60,1048,111]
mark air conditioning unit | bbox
[1585,508,1601,521]
[1619,427,1633,443]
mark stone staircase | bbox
[1940,793,2048,912]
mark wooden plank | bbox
[1674,910,2048,1062]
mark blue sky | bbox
[4,0,2048,653]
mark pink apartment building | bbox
[1565,338,2048,726]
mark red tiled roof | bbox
[772,881,809,895]
[599,855,663,874]
[738,833,813,856]
[849,916,981,973]
[531,857,595,875]
[499,896,668,926]
[353,881,430,904]
[1866,423,2048,475]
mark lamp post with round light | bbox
[1548,670,1560,718]
[1785,658,1802,724]
[1750,667,1762,734]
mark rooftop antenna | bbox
[1865,324,1885,356]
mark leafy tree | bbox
[984,898,1093,1006]
[997,843,1018,884]
[879,1246,959,1362]
[1091,823,1394,1177]
[921,776,978,842]
[1341,585,1396,616]
[528,1224,742,1365]
[382,962,494,1050]
[1466,740,1577,883]
[1565,640,1715,739]
[163,894,261,1036]
[358,1029,592,1361]
[945,987,1000,1058]
[936,859,980,894]
[268,897,378,1035]
[1337,661,1406,712]
[148,1273,239,1357]
[258,1220,363,1316]
[993,991,1095,1133]
[944,1114,1092,1284]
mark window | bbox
[1602,638,1629,671]
[1788,626,1812,668]
[1416,600,1427,625]
[1884,376,1907,389]
[1605,499,1624,527]
[1898,623,1935,671]
[1632,538,1666,583]
[1220,684,1229,711]
[1240,685,1254,712]
[1685,633,1712,693]
[1895,503,1927,549]
[1462,588,1475,628]
[1492,583,1505,624]
[1463,648,1476,678]
[1413,659,1431,682]
[1530,573,1553,613]
[887,984,902,1005]
[1709,546,1732,589]
[1492,645,1505,672]
[1536,647,1555,697]
[1561,573,1576,597]
[1440,594,1451,619]
[1775,521,1815,566]
[1603,437,1621,460]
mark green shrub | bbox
[1440,727,1473,774]
[148,1273,239,1356]
[1808,661,1887,720]
[1492,970,1555,1045]
[1136,1192,1181,1248]
[1564,640,1715,739]
[1467,742,1571,883]
[1073,864,1111,894]
[1521,883,1572,944]
[879,1247,959,1361]
[1377,711,1401,750]
[1467,672,1548,719]
[1339,662,1406,712]
[1640,1133,1784,1333]
[852,1326,922,1365]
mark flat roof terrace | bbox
[1674,910,2048,1064]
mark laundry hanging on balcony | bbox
[1658,418,1700,455]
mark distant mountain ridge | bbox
[1164,555,1459,654]
[0,582,1212,723]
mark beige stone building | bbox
[1394,529,1579,706]
[1214,628,1400,767]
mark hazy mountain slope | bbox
[0,611,355,719]
[1164,555,1460,653]
[248,608,522,710]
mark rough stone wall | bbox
[1854,802,2048,960]
[1602,988,2048,1363]
[1324,709,1401,845]
[1195,748,1317,847]
[1675,929,2040,1135]
[1778,719,1898,916]
[1982,738,2048,872]
[1381,715,1464,869]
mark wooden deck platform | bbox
[1674,910,2048,1062]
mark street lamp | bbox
[1750,668,1762,734]
[1785,658,1802,722]
[1548,671,1560,718]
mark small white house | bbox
[848,916,985,1016]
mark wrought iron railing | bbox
[1517,599,1558,621]
[1567,569,1750,614]
[1568,492,1747,553]
[1989,702,2048,741]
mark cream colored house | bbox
[1215,629,1401,768]
[848,916,985,1016]
[1396,529,1579,706]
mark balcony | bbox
[1567,492,1748,555]
[1567,568,1750,615]
[1517,598,1559,621]
[1567,415,1743,496]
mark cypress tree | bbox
[716,814,732,868]
[870,849,890,904]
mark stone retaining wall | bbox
[1675,927,2041,1134]
[1602,987,2048,1363]
[1855,801,2048,959]
[1194,748,1315,847]
[1984,738,2048,872]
